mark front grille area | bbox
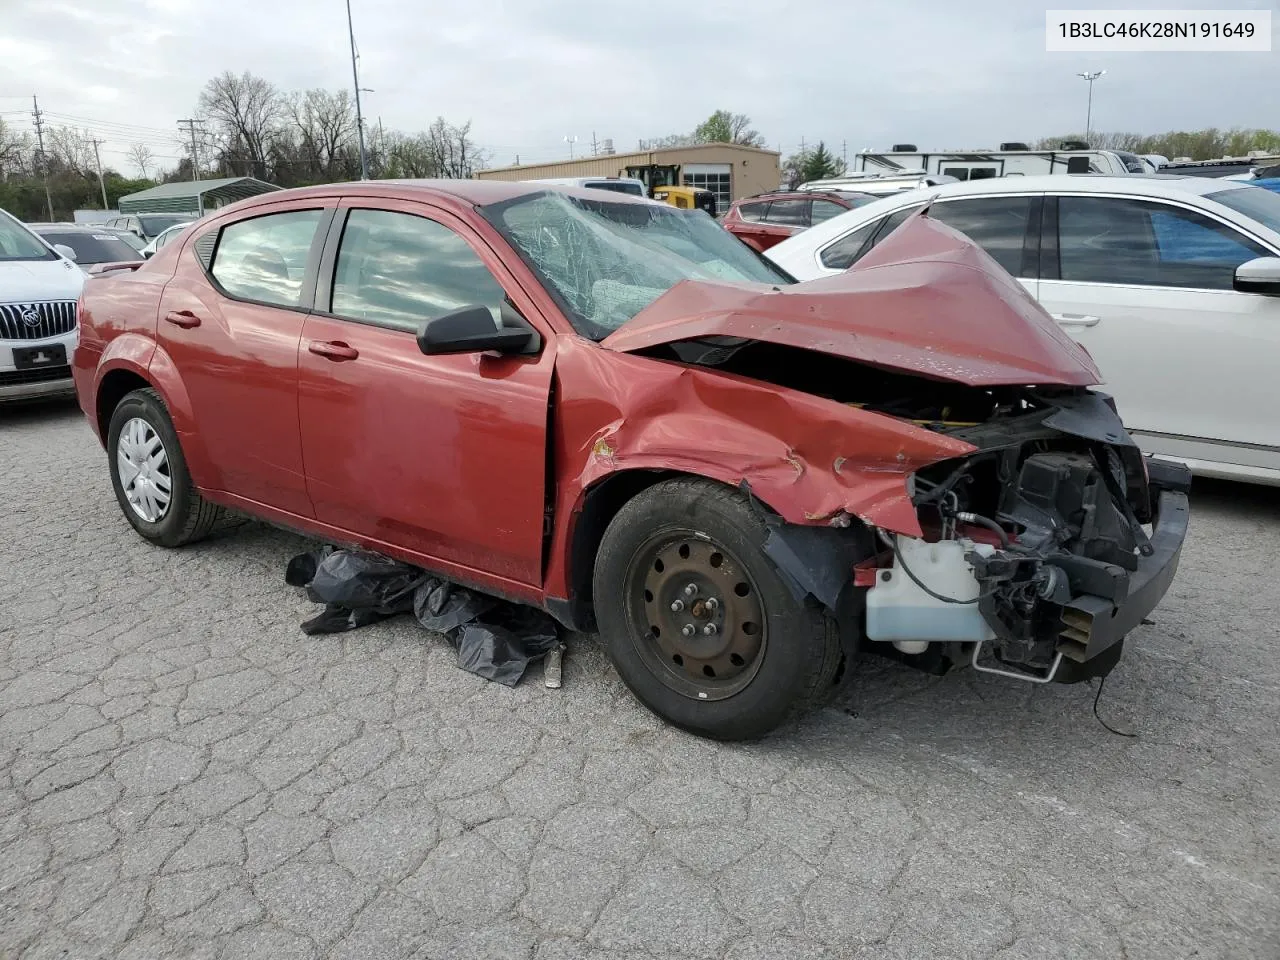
[0,365,72,387]
[0,301,77,341]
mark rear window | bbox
[139,214,193,235]
[735,201,769,222]
[38,231,144,264]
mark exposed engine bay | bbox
[866,390,1192,683]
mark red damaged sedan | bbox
[73,180,1190,740]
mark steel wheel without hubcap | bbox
[626,533,767,701]
[115,416,172,523]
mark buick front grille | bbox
[0,301,78,341]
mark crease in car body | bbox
[75,179,1192,741]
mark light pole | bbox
[346,0,369,180]
[1077,70,1106,144]
[564,135,577,160]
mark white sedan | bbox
[140,221,194,258]
[765,174,1280,486]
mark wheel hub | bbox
[633,536,766,700]
[116,417,172,524]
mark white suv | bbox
[0,207,86,402]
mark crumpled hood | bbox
[0,256,85,304]
[602,211,1102,387]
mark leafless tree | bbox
[198,71,284,179]
[0,119,33,178]
[126,143,155,180]
[289,88,356,178]
[426,118,487,178]
[45,127,98,176]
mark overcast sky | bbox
[1,0,1276,175]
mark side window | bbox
[1149,210,1262,265]
[869,206,922,244]
[1058,197,1267,289]
[930,196,1035,276]
[820,220,881,270]
[810,199,847,225]
[819,205,925,271]
[211,209,324,307]
[736,201,769,223]
[766,199,808,227]
[330,209,507,333]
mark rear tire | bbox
[106,387,221,547]
[593,477,841,741]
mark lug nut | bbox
[705,597,719,612]
[702,623,718,636]
[670,599,685,612]
[681,623,696,637]
[684,583,698,597]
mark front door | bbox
[297,200,556,590]
[1037,194,1280,474]
[155,203,333,515]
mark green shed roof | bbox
[117,177,282,214]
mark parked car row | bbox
[0,207,198,404]
[0,208,85,402]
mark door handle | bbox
[163,310,201,329]
[308,340,359,361]
[1051,313,1101,327]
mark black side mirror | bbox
[417,304,539,356]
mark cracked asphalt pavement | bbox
[2,399,1278,960]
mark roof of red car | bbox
[228,178,656,210]
[730,191,859,206]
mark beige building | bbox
[476,143,782,213]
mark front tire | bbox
[593,478,841,741]
[106,387,221,547]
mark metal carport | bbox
[117,177,282,216]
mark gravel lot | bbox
[2,398,1278,960]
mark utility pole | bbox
[591,131,598,156]
[31,95,54,221]
[178,119,202,181]
[564,135,577,160]
[842,139,847,167]
[90,138,109,210]
[346,0,369,180]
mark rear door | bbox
[1037,193,1280,473]
[155,201,334,515]
[297,198,556,589]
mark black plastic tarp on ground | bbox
[286,547,560,686]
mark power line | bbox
[42,112,178,137]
